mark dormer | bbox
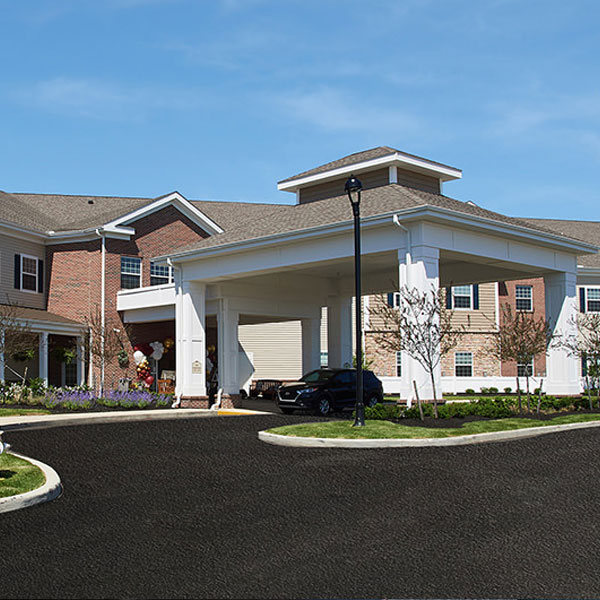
[277,146,462,204]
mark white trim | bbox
[450,285,473,310]
[494,282,500,330]
[277,152,462,192]
[19,253,41,294]
[104,192,223,235]
[388,165,398,184]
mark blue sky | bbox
[1,0,599,220]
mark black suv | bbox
[277,368,384,416]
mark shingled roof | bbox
[173,184,585,256]
[278,146,459,185]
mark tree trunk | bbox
[587,375,593,411]
[413,380,424,421]
[537,378,543,414]
[516,375,522,415]
[430,372,439,419]
[525,375,531,413]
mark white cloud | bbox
[14,77,204,121]
[272,87,422,136]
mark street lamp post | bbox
[345,174,365,427]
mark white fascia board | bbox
[105,192,223,235]
[577,266,600,275]
[395,206,600,255]
[0,223,46,243]
[45,227,134,244]
[164,206,597,266]
[277,153,462,192]
[16,318,85,335]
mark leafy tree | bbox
[560,312,600,410]
[370,286,463,418]
[486,304,553,414]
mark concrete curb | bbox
[258,419,600,448]
[0,407,268,432]
[0,452,62,514]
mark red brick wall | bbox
[46,205,208,390]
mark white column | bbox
[175,278,207,399]
[38,332,49,384]
[217,298,239,395]
[544,271,580,395]
[76,336,85,385]
[400,245,441,403]
[326,295,353,368]
[302,317,321,373]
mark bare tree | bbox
[0,302,38,383]
[82,306,129,392]
[370,286,463,418]
[560,312,600,410]
[486,304,553,413]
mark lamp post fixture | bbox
[345,174,365,427]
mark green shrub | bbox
[480,387,489,394]
[504,387,512,394]
[403,403,434,419]
[362,403,402,420]
[465,388,475,395]
[488,387,499,394]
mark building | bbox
[0,147,597,405]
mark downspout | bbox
[393,215,412,404]
[95,229,106,393]
[167,257,181,408]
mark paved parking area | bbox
[2,414,600,599]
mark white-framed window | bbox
[21,254,39,292]
[150,262,173,286]
[395,351,402,377]
[455,352,473,377]
[121,256,142,289]
[515,285,533,311]
[517,360,534,377]
[452,285,472,309]
[587,288,600,313]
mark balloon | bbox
[150,341,164,361]
[133,350,145,365]
[163,337,174,349]
[144,375,155,386]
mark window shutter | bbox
[14,254,20,290]
[446,288,452,309]
[473,284,479,310]
[580,288,586,313]
[37,259,44,293]
[387,293,394,307]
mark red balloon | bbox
[144,375,155,386]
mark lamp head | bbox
[345,175,362,212]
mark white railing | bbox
[116,283,176,311]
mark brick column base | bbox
[220,393,242,408]
[180,396,210,409]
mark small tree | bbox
[370,286,463,418]
[486,304,553,414]
[82,306,129,393]
[0,302,38,383]
[560,312,600,410]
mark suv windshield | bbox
[301,370,337,383]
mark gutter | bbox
[95,229,106,393]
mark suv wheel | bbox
[315,396,331,416]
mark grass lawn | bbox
[0,407,50,417]
[268,413,600,439]
[0,453,46,498]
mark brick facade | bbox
[46,205,208,390]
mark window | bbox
[587,288,600,313]
[21,255,39,292]
[452,286,472,309]
[150,262,173,286]
[121,256,142,289]
[515,285,533,311]
[320,351,328,367]
[455,352,473,377]
[517,361,534,377]
[395,351,402,377]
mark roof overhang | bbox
[277,152,462,193]
[161,205,598,266]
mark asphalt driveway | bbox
[2,413,600,599]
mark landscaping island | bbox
[0,453,45,498]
